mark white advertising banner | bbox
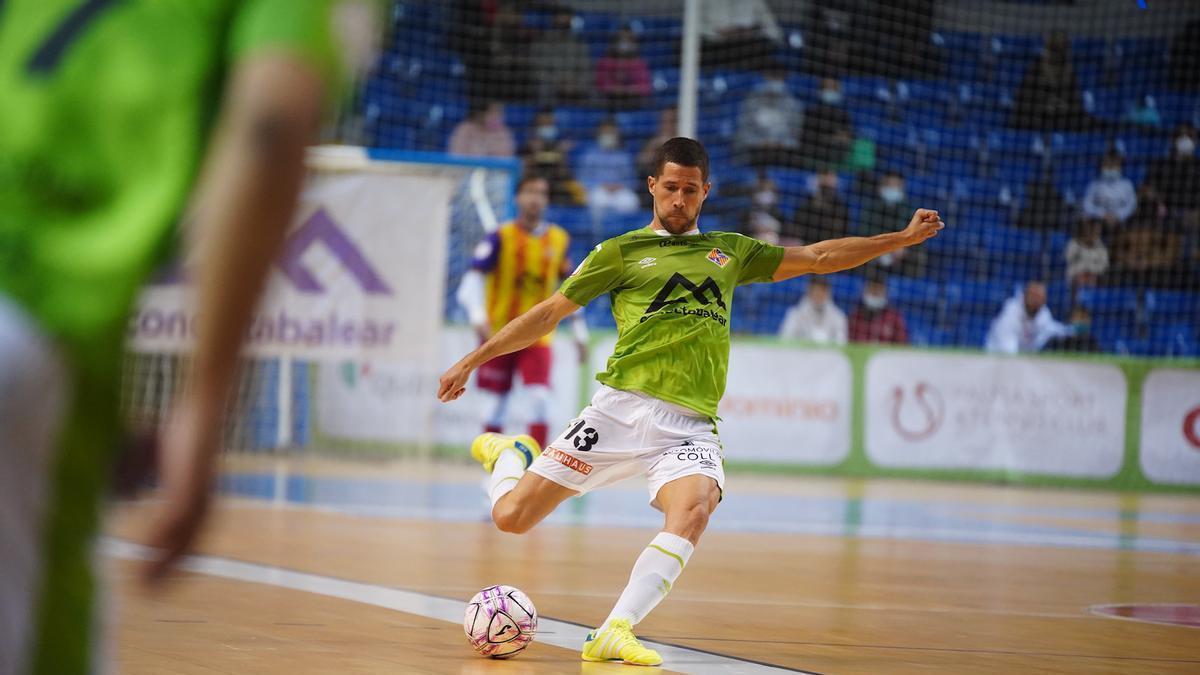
[587,338,851,465]
[866,352,1127,478]
[129,154,458,364]
[1140,369,1200,486]
[315,325,581,446]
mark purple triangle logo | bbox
[276,207,392,295]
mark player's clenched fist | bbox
[438,361,472,402]
[904,208,945,245]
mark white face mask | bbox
[537,125,558,141]
[1176,136,1195,156]
[754,189,777,207]
[598,132,619,149]
[762,79,787,94]
[863,293,887,310]
[820,89,843,105]
[879,186,904,204]
[1102,167,1121,179]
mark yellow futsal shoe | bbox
[581,619,663,666]
[469,433,541,473]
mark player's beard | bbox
[655,204,699,234]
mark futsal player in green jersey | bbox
[438,137,944,666]
[0,2,373,673]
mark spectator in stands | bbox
[698,0,783,71]
[849,274,908,345]
[1065,218,1109,297]
[984,281,1074,354]
[742,173,784,243]
[1146,125,1199,226]
[448,100,516,158]
[784,170,849,245]
[531,9,593,106]
[479,3,534,102]
[578,119,640,216]
[779,276,848,345]
[1123,94,1162,129]
[1016,168,1072,232]
[860,172,926,276]
[734,62,803,168]
[595,28,652,111]
[1168,19,1200,91]
[1082,152,1137,226]
[1111,184,1182,288]
[520,109,585,205]
[637,108,679,179]
[800,78,853,168]
[1045,306,1102,353]
[1011,31,1087,130]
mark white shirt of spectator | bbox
[779,297,848,345]
[1081,172,1137,223]
[699,0,782,42]
[1064,238,1109,281]
[985,294,1073,354]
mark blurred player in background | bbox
[0,2,375,673]
[439,138,943,666]
[457,174,588,447]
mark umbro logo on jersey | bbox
[706,248,731,268]
[638,257,658,268]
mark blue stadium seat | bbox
[1145,290,1199,322]
[1075,287,1139,316]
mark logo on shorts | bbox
[706,248,730,268]
[564,419,600,451]
[545,447,593,475]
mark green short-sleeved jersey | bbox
[560,227,784,418]
[0,4,354,673]
[0,0,347,357]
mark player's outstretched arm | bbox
[772,209,944,281]
[438,292,582,402]
[142,55,326,585]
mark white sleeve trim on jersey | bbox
[456,269,488,327]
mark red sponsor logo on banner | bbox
[891,382,945,441]
[1183,406,1200,450]
[545,447,593,475]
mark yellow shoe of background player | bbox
[469,433,540,473]
[580,619,663,666]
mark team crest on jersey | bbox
[706,248,730,268]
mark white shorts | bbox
[528,385,725,507]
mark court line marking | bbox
[104,538,818,675]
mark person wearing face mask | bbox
[449,100,517,158]
[595,28,652,111]
[861,172,926,276]
[848,276,909,345]
[1011,30,1087,130]
[785,170,850,245]
[521,110,586,205]
[1146,125,1199,226]
[579,120,641,216]
[531,10,594,106]
[800,78,853,168]
[986,282,1074,354]
[735,62,804,168]
[1082,152,1137,226]
[779,276,848,344]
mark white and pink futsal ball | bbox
[463,585,538,658]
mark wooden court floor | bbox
[108,465,1200,674]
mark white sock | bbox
[488,445,526,507]
[603,532,695,628]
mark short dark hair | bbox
[516,173,549,192]
[808,275,829,289]
[652,137,710,182]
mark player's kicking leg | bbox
[471,432,577,534]
[582,474,720,667]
